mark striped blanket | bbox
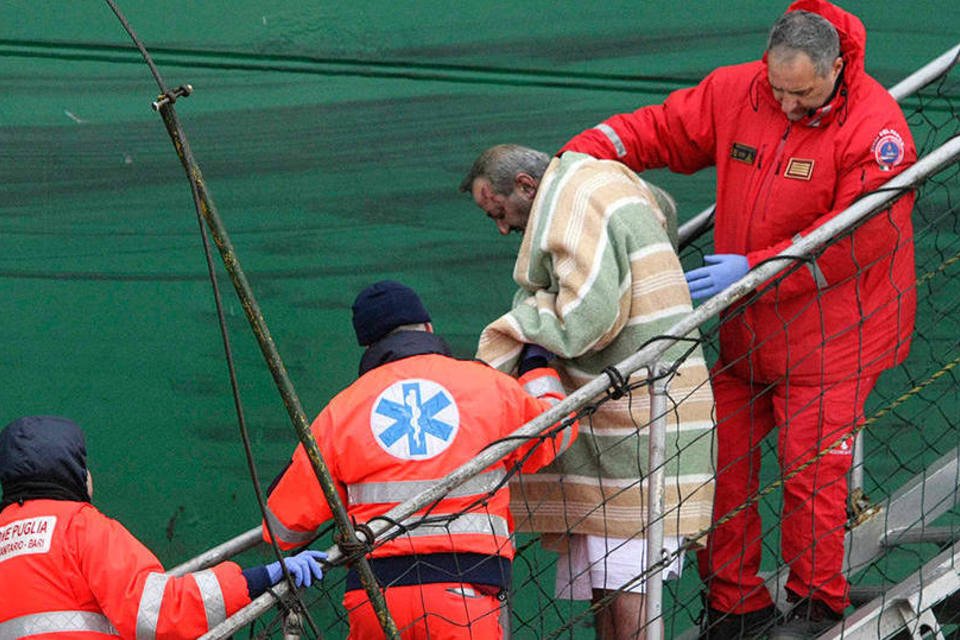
[477,152,715,541]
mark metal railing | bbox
[193,43,960,640]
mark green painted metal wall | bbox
[0,1,957,624]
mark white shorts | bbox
[554,534,684,599]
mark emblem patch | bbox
[730,142,757,165]
[828,436,854,456]
[871,128,905,171]
[784,158,815,180]
[370,378,459,460]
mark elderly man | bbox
[560,1,916,637]
[461,145,715,640]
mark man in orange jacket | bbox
[0,415,325,640]
[263,280,577,639]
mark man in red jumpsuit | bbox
[263,280,577,639]
[0,414,325,640]
[559,1,916,637]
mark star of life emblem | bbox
[370,378,459,460]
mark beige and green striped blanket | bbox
[477,152,715,541]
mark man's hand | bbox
[684,254,749,300]
[518,343,555,375]
[267,549,327,588]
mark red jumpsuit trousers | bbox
[698,365,878,615]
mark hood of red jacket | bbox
[787,0,866,79]
[755,0,866,126]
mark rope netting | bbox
[193,48,960,640]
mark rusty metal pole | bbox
[152,96,400,640]
[102,2,399,636]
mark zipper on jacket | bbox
[752,123,792,223]
[741,121,792,378]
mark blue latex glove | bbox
[518,343,556,375]
[684,254,749,300]
[266,549,327,588]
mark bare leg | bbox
[593,590,661,640]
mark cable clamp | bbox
[152,84,193,111]
[602,366,631,400]
[335,522,376,560]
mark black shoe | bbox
[699,605,779,640]
[768,598,843,640]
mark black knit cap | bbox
[0,415,90,507]
[351,280,431,346]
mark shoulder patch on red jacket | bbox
[730,142,757,165]
[871,128,905,171]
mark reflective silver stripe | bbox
[556,422,575,455]
[136,572,169,640]
[793,234,828,288]
[0,611,118,640]
[193,569,227,629]
[523,374,574,454]
[595,123,627,158]
[808,259,828,288]
[398,514,510,539]
[348,470,507,505]
[264,506,319,546]
[522,374,565,401]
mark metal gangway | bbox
[178,43,960,640]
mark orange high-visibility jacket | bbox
[0,499,251,640]
[264,354,574,563]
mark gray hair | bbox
[459,144,551,195]
[766,10,841,77]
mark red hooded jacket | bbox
[561,0,916,384]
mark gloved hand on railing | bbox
[266,549,327,588]
[684,254,749,300]
[518,343,556,375]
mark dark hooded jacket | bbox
[0,415,90,509]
